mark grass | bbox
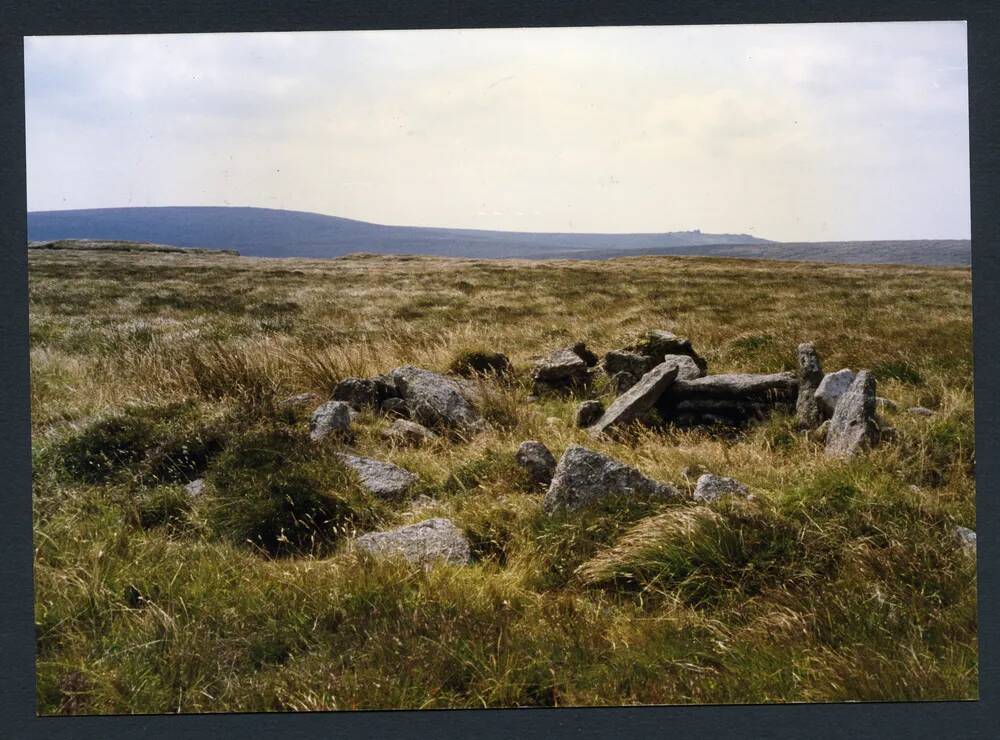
[29,246,976,713]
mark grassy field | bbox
[29,247,976,713]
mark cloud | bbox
[24,22,969,240]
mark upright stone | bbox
[795,342,825,430]
[815,369,856,418]
[825,370,878,458]
[589,361,679,437]
[543,445,681,514]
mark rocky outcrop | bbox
[815,369,856,418]
[355,518,472,565]
[692,474,750,503]
[825,370,878,458]
[588,361,679,437]
[389,365,483,432]
[515,440,557,486]
[543,445,680,514]
[575,400,604,428]
[336,453,419,499]
[795,342,825,429]
[309,401,352,441]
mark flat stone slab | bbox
[355,518,472,565]
[825,370,878,458]
[669,372,798,400]
[543,445,680,514]
[693,474,750,503]
[532,347,588,382]
[381,418,438,445]
[589,361,679,437]
[336,453,419,499]
[310,401,352,441]
[815,369,856,417]
[389,365,483,431]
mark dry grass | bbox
[30,248,976,713]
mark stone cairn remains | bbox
[295,331,929,564]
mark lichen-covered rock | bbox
[825,370,878,458]
[692,474,750,503]
[380,397,409,417]
[589,361,679,437]
[953,525,977,556]
[624,330,708,373]
[543,445,680,514]
[515,440,557,486]
[381,418,438,445]
[336,453,418,499]
[355,518,471,565]
[332,376,397,410]
[531,347,589,390]
[815,369,856,417]
[184,478,205,497]
[309,401,352,441]
[389,365,483,431]
[575,400,604,428]
[602,350,650,377]
[662,354,705,381]
[795,342,825,429]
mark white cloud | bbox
[25,22,969,240]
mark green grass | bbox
[30,247,976,712]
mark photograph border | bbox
[1,1,997,737]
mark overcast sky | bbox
[24,22,969,241]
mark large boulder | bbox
[815,369,856,417]
[795,342,825,429]
[825,370,878,458]
[588,360,680,437]
[531,347,590,393]
[543,445,681,514]
[355,518,472,565]
[692,474,750,503]
[332,375,397,410]
[309,401,352,441]
[668,372,798,400]
[389,365,483,431]
[336,453,419,499]
[515,440,557,486]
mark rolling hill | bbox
[26,206,971,266]
[27,206,770,260]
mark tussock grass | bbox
[29,248,976,712]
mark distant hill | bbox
[540,239,971,267]
[26,206,969,266]
[27,206,770,260]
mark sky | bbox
[24,22,970,242]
